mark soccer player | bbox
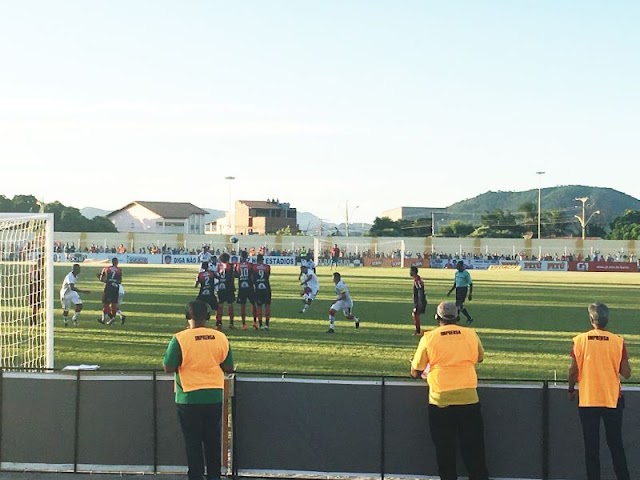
[195,261,219,319]
[198,245,214,271]
[97,257,123,325]
[301,254,316,274]
[235,250,257,329]
[330,244,340,271]
[115,284,127,324]
[327,272,359,333]
[410,266,427,335]
[59,263,91,327]
[251,254,272,330]
[299,265,319,314]
[215,252,236,329]
[447,260,474,324]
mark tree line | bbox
[368,201,640,240]
[0,195,116,232]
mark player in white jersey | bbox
[59,263,91,327]
[198,246,216,271]
[299,265,319,314]
[301,254,316,273]
[327,272,359,333]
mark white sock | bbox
[72,313,79,321]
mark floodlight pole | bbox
[536,171,545,239]
[574,196,600,240]
[225,176,236,235]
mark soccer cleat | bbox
[228,323,235,329]
[72,319,78,327]
[354,317,360,329]
[121,315,126,325]
[253,321,258,330]
[97,318,105,325]
[263,324,269,331]
[63,319,68,327]
[241,323,248,330]
[466,318,474,325]
[413,331,422,336]
[326,328,335,334]
[215,323,223,330]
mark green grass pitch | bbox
[52,264,640,381]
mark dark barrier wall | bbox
[1,371,640,479]
[233,378,383,474]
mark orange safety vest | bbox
[423,324,480,393]
[573,329,624,408]
[175,328,229,392]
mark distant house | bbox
[206,199,298,235]
[108,201,209,234]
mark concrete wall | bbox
[54,232,639,259]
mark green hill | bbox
[446,185,640,228]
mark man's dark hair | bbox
[241,250,248,259]
[410,266,418,275]
[588,302,609,328]
[257,253,264,262]
[185,300,210,323]
[220,252,230,263]
[201,261,209,270]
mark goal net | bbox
[0,213,54,369]
[313,237,406,268]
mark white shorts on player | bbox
[60,291,82,311]
[330,299,353,316]
[303,284,319,302]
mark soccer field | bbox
[53,264,640,381]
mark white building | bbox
[107,201,209,234]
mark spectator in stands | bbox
[411,301,489,480]
[568,303,631,480]
[163,300,235,480]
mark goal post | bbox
[313,237,406,268]
[0,213,54,369]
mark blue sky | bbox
[1,1,638,224]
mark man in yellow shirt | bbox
[163,300,235,480]
[410,301,489,480]
[568,302,631,480]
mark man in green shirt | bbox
[163,300,235,480]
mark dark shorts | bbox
[197,294,218,312]
[236,287,255,305]
[254,288,272,306]
[455,287,468,306]
[217,288,236,304]
[102,284,120,304]
[413,303,426,315]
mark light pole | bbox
[536,171,545,239]
[224,176,235,235]
[574,196,600,240]
[345,201,359,237]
